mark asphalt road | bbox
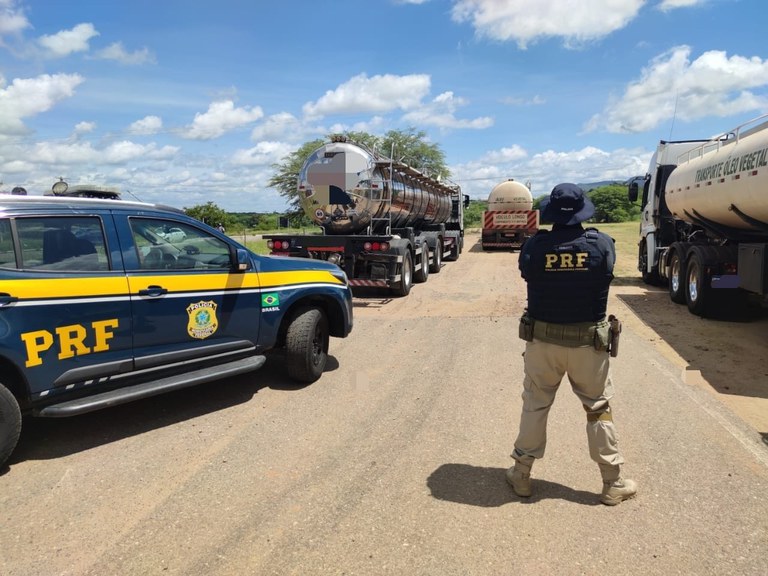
[1,233,767,576]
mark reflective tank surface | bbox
[487,179,533,211]
[665,116,768,231]
[299,140,453,235]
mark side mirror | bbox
[235,248,250,272]
[628,181,639,203]
[463,194,470,208]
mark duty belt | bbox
[531,318,609,348]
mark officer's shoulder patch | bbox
[584,229,599,242]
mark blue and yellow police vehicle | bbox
[0,195,353,469]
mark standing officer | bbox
[507,183,637,506]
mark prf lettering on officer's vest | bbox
[20,319,119,368]
[545,251,589,271]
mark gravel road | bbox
[1,231,767,576]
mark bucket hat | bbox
[539,183,595,225]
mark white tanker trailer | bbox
[629,114,768,316]
[265,136,468,296]
[480,179,539,250]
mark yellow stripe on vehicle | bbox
[259,270,342,288]
[0,269,342,301]
[0,277,129,298]
[127,272,261,292]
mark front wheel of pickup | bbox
[285,307,329,384]
[0,383,21,470]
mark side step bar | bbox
[36,355,266,417]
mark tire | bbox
[639,242,660,285]
[0,383,22,470]
[445,235,460,261]
[429,241,442,273]
[414,244,429,283]
[668,249,686,304]
[285,307,329,384]
[685,249,712,316]
[392,250,413,297]
[448,243,460,261]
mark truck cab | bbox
[628,139,708,284]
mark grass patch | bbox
[598,221,641,280]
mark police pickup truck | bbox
[0,195,353,469]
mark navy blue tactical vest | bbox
[519,226,614,323]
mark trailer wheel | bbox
[0,383,22,470]
[414,244,429,283]
[685,249,712,316]
[392,250,413,297]
[446,240,460,261]
[429,242,442,273]
[668,249,687,304]
[285,307,329,383]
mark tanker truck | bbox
[481,179,539,250]
[264,136,468,297]
[629,114,768,316]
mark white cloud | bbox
[0,158,32,173]
[103,140,155,163]
[402,91,493,129]
[74,121,96,134]
[0,0,30,37]
[38,23,99,57]
[31,140,100,164]
[302,73,431,119]
[452,144,648,201]
[231,140,295,167]
[29,139,178,166]
[586,46,768,133]
[482,145,528,163]
[181,100,264,140]
[658,0,705,11]
[501,95,546,106]
[0,73,84,133]
[250,112,303,141]
[451,0,644,48]
[129,115,163,135]
[328,116,388,135]
[94,42,155,65]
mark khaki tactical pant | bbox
[513,339,624,467]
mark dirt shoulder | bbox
[363,230,768,437]
[609,280,768,438]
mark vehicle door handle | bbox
[138,285,168,297]
[0,293,19,306]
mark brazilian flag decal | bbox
[262,293,280,307]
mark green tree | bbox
[184,201,230,229]
[464,200,487,228]
[532,195,548,211]
[268,139,324,218]
[378,128,450,180]
[269,128,450,218]
[588,184,639,223]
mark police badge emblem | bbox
[186,301,219,339]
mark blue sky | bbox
[1,0,766,212]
